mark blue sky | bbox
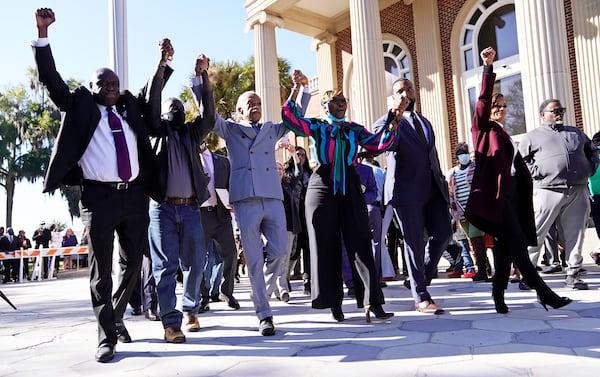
[1,0,317,234]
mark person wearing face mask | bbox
[146,53,215,343]
[282,74,399,323]
[518,97,598,290]
[446,142,486,281]
[465,47,572,314]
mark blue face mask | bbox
[457,153,471,166]
[327,113,346,123]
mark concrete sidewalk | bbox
[2,229,600,377]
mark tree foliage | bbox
[0,69,82,226]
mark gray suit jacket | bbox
[213,92,309,204]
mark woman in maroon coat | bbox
[465,47,571,313]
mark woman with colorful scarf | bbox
[282,70,405,322]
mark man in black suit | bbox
[0,228,22,283]
[33,8,168,362]
[374,78,452,315]
[198,143,240,311]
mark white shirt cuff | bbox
[192,76,203,86]
[32,37,50,47]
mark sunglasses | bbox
[329,98,348,106]
[544,107,566,116]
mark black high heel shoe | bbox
[537,295,572,311]
[492,286,509,314]
[365,304,394,323]
[331,306,344,322]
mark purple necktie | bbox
[107,107,132,182]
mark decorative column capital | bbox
[245,11,285,32]
[310,32,337,51]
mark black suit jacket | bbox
[146,75,215,203]
[210,152,233,223]
[374,111,449,207]
[34,44,163,193]
[0,235,23,252]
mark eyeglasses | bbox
[493,104,508,109]
[329,98,348,106]
[544,107,566,116]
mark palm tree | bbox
[0,85,57,226]
[179,55,293,153]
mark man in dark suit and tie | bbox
[198,143,240,310]
[374,78,452,315]
[33,8,168,362]
[0,228,22,283]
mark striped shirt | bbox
[454,167,470,220]
[282,99,396,195]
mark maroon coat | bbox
[464,70,537,245]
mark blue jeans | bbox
[455,238,475,273]
[149,200,207,328]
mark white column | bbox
[247,11,284,123]
[412,0,451,170]
[108,0,128,89]
[515,0,574,129]
[572,0,600,136]
[349,0,387,128]
[311,32,338,103]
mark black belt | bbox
[165,197,198,205]
[83,179,138,190]
[200,205,217,211]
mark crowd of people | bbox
[0,223,85,283]
[5,8,596,364]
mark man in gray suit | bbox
[212,72,309,335]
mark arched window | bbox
[346,38,412,121]
[461,0,524,137]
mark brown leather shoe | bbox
[183,314,200,332]
[164,326,186,343]
[415,300,445,314]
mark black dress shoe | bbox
[403,279,411,290]
[518,280,532,291]
[130,307,142,316]
[259,316,276,336]
[210,294,222,303]
[145,309,160,321]
[331,306,344,322]
[115,321,132,343]
[219,293,241,309]
[542,265,562,274]
[95,343,115,363]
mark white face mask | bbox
[457,153,471,166]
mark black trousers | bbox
[129,246,158,312]
[80,182,147,346]
[305,164,384,309]
[200,208,237,298]
[492,180,561,302]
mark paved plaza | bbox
[2,228,600,377]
